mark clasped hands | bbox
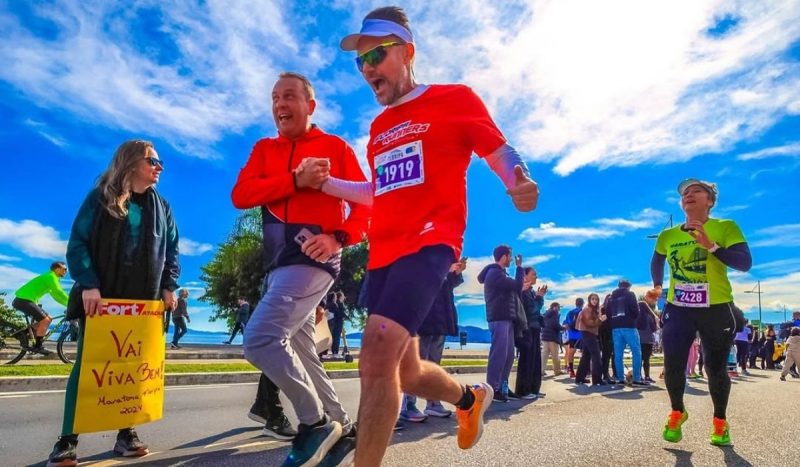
[294,157,331,190]
[294,157,342,263]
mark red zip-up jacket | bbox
[231,126,369,276]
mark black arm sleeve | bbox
[713,242,752,272]
[651,252,666,287]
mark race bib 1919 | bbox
[374,141,424,196]
[674,283,709,308]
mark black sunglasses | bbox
[145,157,164,168]
[355,41,403,71]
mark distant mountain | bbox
[347,325,491,344]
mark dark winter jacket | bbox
[541,308,563,343]
[520,289,544,331]
[66,187,180,319]
[608,286,639,329]
[636,302,658,344]
[236,302,251,324]
[419,271,464,337]
[477,263,524,322]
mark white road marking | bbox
[0,382,259,397]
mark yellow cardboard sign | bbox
[72,299,166,434]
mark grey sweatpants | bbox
[243,265,347,426]
[487,320,515,392]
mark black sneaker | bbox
[506,390,521,400]
[31,344,54,356]
[47,435,78,467]
[492,393,509,403]
[248,403,269,425]
[393,420,405,431]
[280,416,342,467]
[318,430,356,467]
[632,380,650,387]
[264,414,298,441]
[113,428,149,457]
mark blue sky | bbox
[1,1,799,333]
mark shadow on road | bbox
[389,397,537,447]
[173,426,262,450]
[684,385,710,396]
[664,447,694,466]
[719,445,754,466]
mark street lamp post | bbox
[745,281,762,331]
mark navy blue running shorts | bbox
[365,244,455,336]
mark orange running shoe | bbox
[456,383,493,450]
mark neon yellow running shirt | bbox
[655,219,746,306]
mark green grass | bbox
[0,359,490,378]
[0,356,664,378]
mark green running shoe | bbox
[710,417,731,446]
[662,410,688,443]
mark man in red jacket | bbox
[231,72,369,466]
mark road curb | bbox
[0,365,493,392]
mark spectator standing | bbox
[542,302,563,376]
[638,289,660,383]
[763,325,777,369]
[600,293,615,383]
[330,292,348,355]
[47,140,180,466]
[563,298,585,378]
[515,267,546,399]
[170,289,190,349]
[734,320,752,375]
[575,293,604,386]
[608,279,647,386]
[478,246,524,402]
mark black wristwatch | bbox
[332,230,350,247]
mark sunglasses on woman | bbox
[355,41,403,71]
[145,157,164,168]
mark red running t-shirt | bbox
[366,84,506,269]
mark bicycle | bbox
[0,310,79,364]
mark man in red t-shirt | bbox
[315,6,540,465]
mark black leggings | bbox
[661,302,736,419]
[641,343,654,378]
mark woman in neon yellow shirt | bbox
[652,179,751,447]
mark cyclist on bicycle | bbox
[12,261,69,354]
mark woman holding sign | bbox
[652,179,751,447]
[47,140,180,467]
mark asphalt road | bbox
[1,368,797,466]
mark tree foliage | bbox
[200,209,370,330]
[199,209,266,330]
[0,292,25,335]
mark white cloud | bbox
[23,119,68,147]
[0,1,340,157]
[0,254,20,261]
[337,0,800,175]
[518,208,667,247]
[731,272,800,315]
[179,238,214,256]
[750,223,800,247]
[752,258,800,276]
[518,222,620,247]
[0,263,37,291]
[0,219,67,259]
[737,142,800,160]
[595,208,667,229]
